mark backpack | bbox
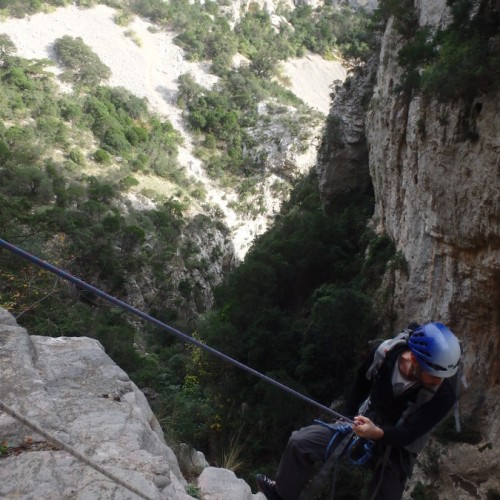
[363,327,467,454]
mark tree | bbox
[0,34,16,61]
[249,47,280,78]
[53,36,111,88]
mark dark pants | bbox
[274,424,409,500]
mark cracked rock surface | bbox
[0,307,263,500]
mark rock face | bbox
[318,0,500,498]
[318,1,500,497]
[0,307,264,500]
[365,9,499,384]
[316,59,376,203]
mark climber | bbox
[256,322,463,500]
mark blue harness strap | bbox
[314,419,353,462]
[299,421,355,500]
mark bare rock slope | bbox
[0,307,263,500]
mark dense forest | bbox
[1,0,498,498]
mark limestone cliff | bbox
[0,307,264,500]
[318,0,500,497]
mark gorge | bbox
[0,0,499,499]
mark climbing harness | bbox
[314,420,355,463]
[313,419,375,467]
[297,420,376,500]
[0,238,354,426]
[0,399,155,500]
[298,421,354,500]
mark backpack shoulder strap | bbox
[365,329,412,381]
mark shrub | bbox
[4,67,35,91]
[114,10,133,26]
[58,99,83,121]
[0,139,11,161]
[69,148,85,165]
[122,224,146,247]
[120,175,139,190]
[391,0,500,101]
[131,152,148,171]
[0,33,16,58]
[93,148,111,164]
[103,127,130,153]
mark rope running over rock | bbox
[0,400,155,500]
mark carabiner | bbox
[347,435,374,465]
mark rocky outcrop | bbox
[316,59,376,203]
[0,307,264,500]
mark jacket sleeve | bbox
[379,379,456,447]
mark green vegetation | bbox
[0,3,398,495]
[0,33,225,370]
[283,3,375,61]
[0,441,9,456]
[177,70,319,192]
[53,35,111,88]
[119,0,375,71]
[379,0,500,101]
[185,483,201,499]
[169,176,386,479]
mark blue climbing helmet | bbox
[408,322,461,377]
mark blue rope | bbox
[0,238,354,425]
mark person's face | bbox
[411,354,444,388]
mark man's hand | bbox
[353,415,384,440]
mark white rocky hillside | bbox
[0,3,346,260]
[0,306,265,500]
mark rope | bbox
[0,238,354,426]
[0,400,155,500]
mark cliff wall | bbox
[365,3,499,385]
[319,0,499,497]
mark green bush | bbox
[3,67,35,91]
[0,139,11,161]
[285,3,375,61]
[69,148,85,165]
[390,0,500,101]
[0,33,16,58]
[103,127,131,153]
[93,148,111,164]
[53,35,111,87]
[36,116,68,144]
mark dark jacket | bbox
[345,346,456,451]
